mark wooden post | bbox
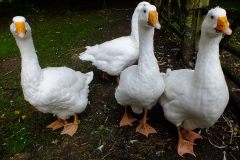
[181,9,195,64]
[181,0,209,65]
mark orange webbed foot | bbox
[120,106,136,127]
[136,108,157,137]
[182,130,203,143]
[61,113,79,136]
[47,118,64,130]
[136,121,157,137]
[178,138,196,157]
[61,123,78,136]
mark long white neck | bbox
[130,8,139,43]
[137,24,159,74]
[194,32,223,84]
[15,35,41,85]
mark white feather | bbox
[79,2,151,76]
[115,4,165,114]
[159,7,230,130]
[11,17,93,120]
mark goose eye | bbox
[143,10,146,13]
[210,15,214,19]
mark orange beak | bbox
[15,22,27,38]
[148,11,161,29]
[215,17,232,35]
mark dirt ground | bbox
[1,8,240,160]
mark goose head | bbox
[202,7,232,37]
[136,1,151,10]
[138,3,161,29]
[10,16,31,39]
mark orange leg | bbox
[177,128,196,157]
[46,118,65,130]
[61,113,79,136]
[181,130,202,143]
[120,106,136,127]
[136,108,157,137]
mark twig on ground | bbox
[206,128,226,149]
[101,142,116,159]
[207,137,226,149]
[222,115,234,144]
[231,88,240,92]
[0,69,15,79]
[223,151,227,160]
[129,139,138,144]
[97,144,104,152]
[229,152,237,160]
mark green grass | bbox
[0,33,19,59]
[0,11,109,64]
[0,9,124,159]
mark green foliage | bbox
[0,11,109,62]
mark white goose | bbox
[79,2,151,81]
[159,7,232,156]
[10,16,93,136]
[115,4,165,137]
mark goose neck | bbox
[130,8,139,43]
[137,25,159,74]
[194,33,223,83]
[15,36,41,84]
